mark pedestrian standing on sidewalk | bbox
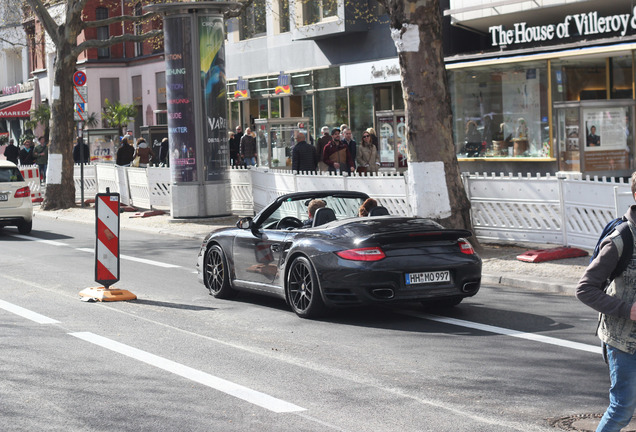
[240,127,257,166]
[291,133,316,173]
[33,136,48,182]
[19,139,35,166]
[116,137,134,166]
[576,171,636,432]
[4,139,19,165]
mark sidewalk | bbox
[32,205,589,295]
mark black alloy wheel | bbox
[287,256,326,318]
[204,245,236,299]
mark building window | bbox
[96,7,110,59]
[551,55,633,102]
[239,0,267,40]
[275,0,290,34]
[315,88,348,131]
[449,61,550,159]
[135,3,143,57]
[302,0,337,26]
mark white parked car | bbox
[0,160,33,234]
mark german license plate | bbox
[0,194,7,201]
[405,270,450,285]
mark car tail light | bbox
[336,247,386,261]
[458,240,475,255]
[14,186,30,198]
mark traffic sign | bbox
[74,85,87,103]
[73,70,87,86]
[74,103,85,121]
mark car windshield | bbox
[262,195,366,228]
[0,167,23,182]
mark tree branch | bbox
[24,0,61,46]
[72,29,162,57]
[0,36,27,48]
[224,0,254,19]
[82,11,158,29]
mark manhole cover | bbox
[549,413,636,431]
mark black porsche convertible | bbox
[196,191,481,318]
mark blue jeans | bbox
[597,345,636,431]
[244,156,256,166]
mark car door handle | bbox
[271,243,280,252]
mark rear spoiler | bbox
[362,229,473,244]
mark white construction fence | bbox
[71,164,633,250]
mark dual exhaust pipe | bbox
[371,281,479,299]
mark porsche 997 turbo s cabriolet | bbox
[196,191,481,318]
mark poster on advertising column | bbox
[164,16,197,183]
[199,15,228,182]
[583,108,630,172]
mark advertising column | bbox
[199,15,229,181]
[150,2,233,218]
[164,16,197,183]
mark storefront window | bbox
[271,98,281,118]
[315,89,348,131]
[258,98,268,119]
[611,55,633,99]
[449,61,550,158]
[375,87,392,111]
[229,101,239,128]
[349,85,374,139]
[554,57,606,101]
[314,67,340,89]
[392,82,404,110]
[552,54,634,102]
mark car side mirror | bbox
[237,217,253,230]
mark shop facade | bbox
[0,82,34,144]
[225,1,636,177]
[226,62,407,169]
[445,1,636,177]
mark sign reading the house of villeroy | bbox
[489,6,636,48]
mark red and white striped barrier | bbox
[19,166,43,203]
[79,191,135,302]
[95,192,120,285]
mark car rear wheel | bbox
[17,220,32,234]
[204,245,236,299]
[287,256,326,319]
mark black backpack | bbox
[590,216,633,283]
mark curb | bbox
[482,273,576,295]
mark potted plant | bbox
[272,158,279,167]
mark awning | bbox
[0,99,31,118]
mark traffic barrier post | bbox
[79,189,136,302]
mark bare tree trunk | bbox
[387,0,478,246]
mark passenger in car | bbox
[303,199,326,227]
[358,198,378,217]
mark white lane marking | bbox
[69,332,306,413]
[0,299,60,324]
[119,254,181,268]
[404,311,601,354]
[11,235,182,269]
[10,234,69,246]
[74,249,181,269]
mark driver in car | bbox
[302,199,326,227]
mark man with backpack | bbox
[577,171,636,431]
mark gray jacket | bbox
[576,205,636,353]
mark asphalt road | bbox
[0,217,613,432]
